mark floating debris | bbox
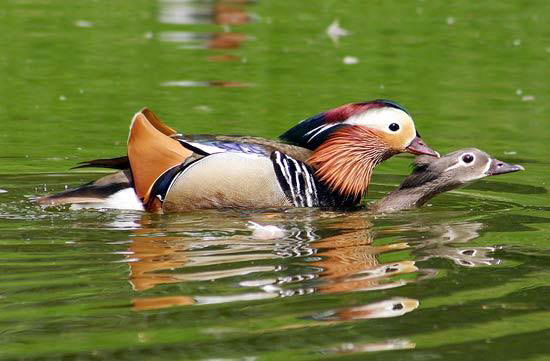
[0,189,7,194]
[75,20,93,28]
[522,95,535,102]
[247,221,287,240]
[59,95,67,101]
[513,39,521,46]
[516,89,523,96]
[343,56,359,65]
[329,339,415,354]
[161,80,250,88]
[326,19,349,45]
[193,105,212,112]
[504,151,517,155]
[446,16,455,25]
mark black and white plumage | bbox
[271,151,319,207]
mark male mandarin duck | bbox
[371,148,524,213]
[38,100,438,212]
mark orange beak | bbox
[405,136,439,157]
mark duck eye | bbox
[462,154,474,163]
[389,123,400,132]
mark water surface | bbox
[1,0,549,360]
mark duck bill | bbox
[486,158,525,176]
[405,136,439,157]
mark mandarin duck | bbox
[371,148,524,213]
[38,100,437,212]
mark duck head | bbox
[280,100,437,199]
[401,148,524,190]
[371,148,524,213]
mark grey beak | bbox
[487,158,525,176]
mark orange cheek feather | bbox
[308,126,392,199]
[379,121,415,151]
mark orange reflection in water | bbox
[128,236,189,292]
[207,54,241,62]
[214,3,250,25]
[308,216,417,295]
[209,32,248,49]
[126,214,420,316]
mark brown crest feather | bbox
[308,126,391,199]
[128,111,192,206]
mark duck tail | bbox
[127,109,192,207]
[73,156,130,170]
[37,109,189,211]
[70,108,178,172]
[36,170,143,210]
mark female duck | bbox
[371,148,524,213]
[38,100,437,212]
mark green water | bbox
[1,0,549,360]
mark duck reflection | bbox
[311,298,419,321]
[157,31,247,51]
[125,213,499,318]
[412,222,501,267]
[128,234,280,291]
[308,218,417,294]
[214,1,251,25]
[158,0,251,25]
[157,0,251,64]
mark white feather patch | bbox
[70,188,144,211]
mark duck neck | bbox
[371,179,460,213]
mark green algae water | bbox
[1,0,549,360]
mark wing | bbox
[174,134,313,162]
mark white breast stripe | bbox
[291,157,305,206]
[276,152,298,206]
[272,152,319,208]
[280,156,294,205]
[301,162,317,207]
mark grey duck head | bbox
[371,148,524,213]
[402,148,524,189]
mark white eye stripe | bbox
[443,162,461,172]
[343,107,410,134]
[443,153,476,172]
[342,107,417,148]
[304,123,339,142]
